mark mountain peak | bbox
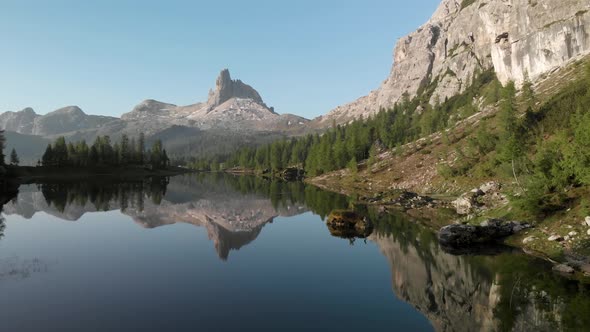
[207,69,266,108]
[19,107,37,115]
[50,106,85,116]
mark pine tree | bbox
[42,144,53,166]
[138,133,146,164]
[53,137,68,166]
[120,134,130,165]
[498,82,520,163]
[150,140,163,169]
[9,148,19,166]
[89,145,99,165]
[0,130,6,166]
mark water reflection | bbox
[4,174,350,260]
[1,174,589,331]
[368,209,590,331]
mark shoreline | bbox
[305,176,590,279]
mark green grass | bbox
[461,0,477,10]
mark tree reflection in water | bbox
[1,174,589,331]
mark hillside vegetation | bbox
[193,56,590,260]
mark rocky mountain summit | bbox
[119,69,307,134]
[207,69,268,110]
[1,69,307,138]
[0,69,310,161]
[315,0,590,125]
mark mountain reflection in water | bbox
[0,174,589,331]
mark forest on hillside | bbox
[192,63,590,218]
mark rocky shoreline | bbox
[307,179,590,278]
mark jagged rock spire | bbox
[207,69,266,108]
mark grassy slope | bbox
[307,56,590,261]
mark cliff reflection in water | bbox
[369,209,590,332]
[3,174,350,260]
[2,174,590,331]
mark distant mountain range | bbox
[0,69,311,163]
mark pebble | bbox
[585,216,590,227]
[569,231,578,237]
[587,229,590,236]
[548,235,563,242]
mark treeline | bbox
[40,177,169,212]
[514,65,590,215]
[191,70,500,175]
[41,133,170,169]
[0,130,21,166]
[434,62,590,216]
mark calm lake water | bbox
[0,174,588,332]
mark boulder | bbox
[552,264,574,274]
[326,210,373,239]
[438,219,531,248]
[453,196,474,215]
[522,236,536,244]
[479,181,501,194]
[548,235,563,242]
[452,183,508,215]
[585,216,590,227]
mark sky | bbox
[0,0,440,119]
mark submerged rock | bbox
[326,210,373,239]
[438,219,532,248]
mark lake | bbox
[0,174,588,331]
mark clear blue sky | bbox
[0,0,440,119]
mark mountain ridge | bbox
[0,69,311,162]
[314,0,590,125]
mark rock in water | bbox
[326,210,373,239]
[280,167,304,181]
[438,219,531,247]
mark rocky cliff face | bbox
[206,69,268,110]
[316,0,590,125]
[0,107,38,134]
